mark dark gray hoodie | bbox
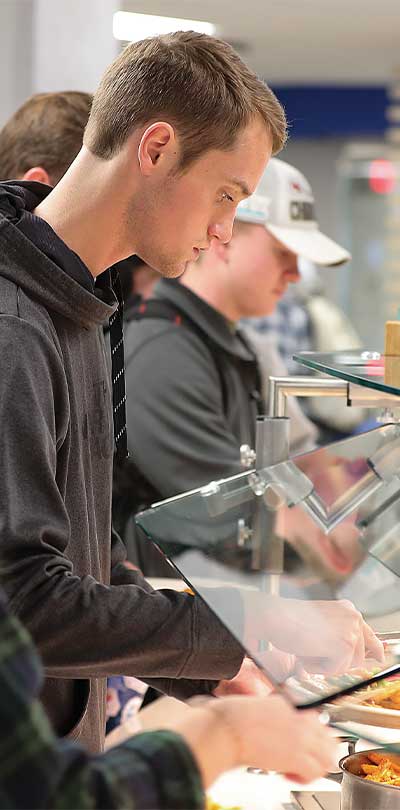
[0,182,244,753]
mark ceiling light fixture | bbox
[113,11,216,42]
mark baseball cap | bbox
[236,158,350,266]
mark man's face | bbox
[227,223,300,318]
[131,116,271,278]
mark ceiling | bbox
[121,0,400,85]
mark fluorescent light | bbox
[113,11,216,42]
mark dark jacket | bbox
[124,279,262,499]
[0,183,243,753]
[117,279,263,574]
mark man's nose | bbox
[208,215,234,244]
[286,260,301,283]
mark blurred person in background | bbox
[114,158,384,709]
[242,159,367,442]
[0,90,93,185]
[116,158,351,571]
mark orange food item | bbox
[368,752,387,765]
[361,752,400,786]
[361,764,380,775]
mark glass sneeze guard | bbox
[293,350,400,396]
[135,425,400,748]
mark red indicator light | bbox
[368,159,396,194]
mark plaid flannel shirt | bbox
[0,589,204,809]
[242,295,312,376]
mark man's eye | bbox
[220,192,234,203]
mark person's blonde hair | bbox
[84,31,286,170]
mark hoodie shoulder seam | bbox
[0,277,64,365]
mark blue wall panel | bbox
[271,86,388,138]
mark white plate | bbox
[208,770,339,810]
[333,701,400,729]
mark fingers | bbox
[346,618,366,671]
[213,657,272,697]
[239,696,338,780]
[336,606,384,671]
[258,648,298,682]
[261,597,384,679]
[283,713,338,782]
[325,603,363,673]
[298,714,338,774]
[283,752,332,784]
[362,620,385,663]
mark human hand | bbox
[207,694,338,783]
[247,595,384,675]
[213,656,272,697]
[276,502,363,579]
[275,452,368,579]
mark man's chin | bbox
[155,260,187,279]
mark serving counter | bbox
[132,350,400,808]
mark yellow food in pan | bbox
[361,751,400,786]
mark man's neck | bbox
[33,146,134,277]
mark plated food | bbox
[320,675,400,728]
[362,680,400,711]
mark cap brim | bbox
[267,224,351,267]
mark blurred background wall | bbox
[1,0,399,349]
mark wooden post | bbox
[384,320,400,385]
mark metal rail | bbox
[268,375,400,419]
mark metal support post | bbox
[251,416,290,598]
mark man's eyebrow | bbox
[229,178,252,198]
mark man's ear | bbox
[138,122,177,176]
[22,166,51,185]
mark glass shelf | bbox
[135,425,400,749]
[293,350,400,397]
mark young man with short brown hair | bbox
[84,32,286,166]
[0,31,284,754]
[0,74,341,805]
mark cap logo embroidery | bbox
[290,200,315,221]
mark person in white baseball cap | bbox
[236,157,350,266]
[238,158,366,439]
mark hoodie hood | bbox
[0,181,117,329]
